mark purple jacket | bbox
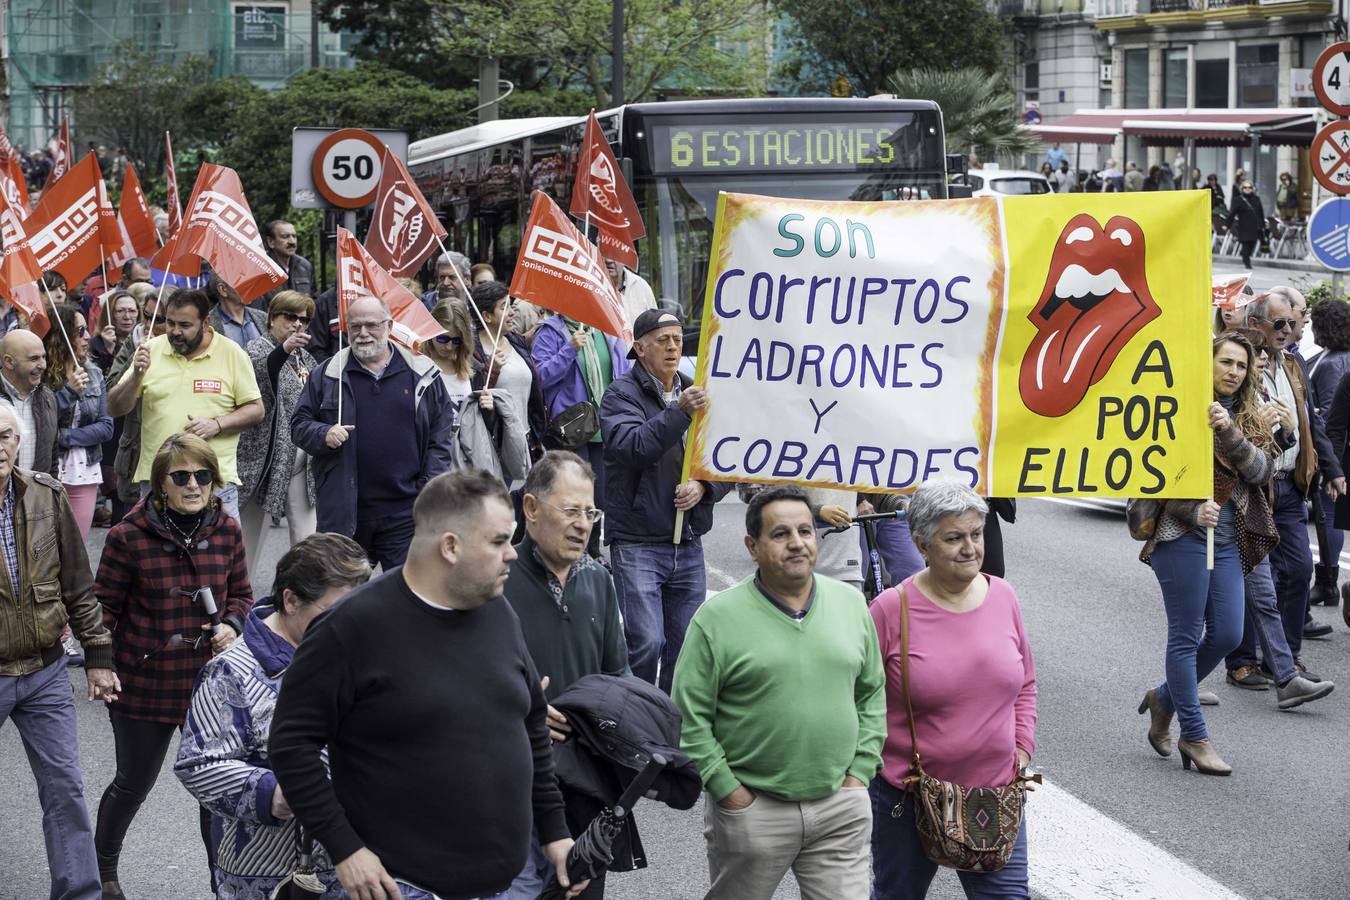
[531,315,631,417]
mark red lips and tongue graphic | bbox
[1018,214,1160,418]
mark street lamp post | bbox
[612,0,624,107]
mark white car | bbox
[952,168,1053,197]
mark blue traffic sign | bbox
[1309,197,1350,271]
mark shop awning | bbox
[1025,108,1320,147]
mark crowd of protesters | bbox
[0,174,1345,900]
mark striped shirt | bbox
[0,478,16,593]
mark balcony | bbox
[997,0,1089,14]
[1095,0,1330,25]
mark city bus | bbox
[407,97,950,347]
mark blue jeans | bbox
[611,538,706,693]
[0,657,101,900]
[1229,478,1314,665]
[869,778,1028,900]
[1225,559,1297,684]
[1151,532,1245,741]
[397,882,510,900]
[354,511,416,571]
[139,481,240,525]
[502,830,550,899]
[869,517,925,587]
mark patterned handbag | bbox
[894,586,1040,873]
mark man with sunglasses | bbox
[1227,292,1345,687]
[502,450,629,897]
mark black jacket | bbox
[1227,193,1267,243]
[0,375,57,477]
[551,674,702,871]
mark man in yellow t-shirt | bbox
[107,288,264,523]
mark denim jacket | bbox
[54,362,113,467]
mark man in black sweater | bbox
[269,469,588,900]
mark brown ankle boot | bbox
[1177,738,1232,775]
[1137,688,1173,757]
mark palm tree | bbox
[888,67,1036,162]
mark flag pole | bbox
[99,247,109,303]
[40,280,77,361]
[146,277,168,343]
[432,234,509,387]
[337,327,344,426]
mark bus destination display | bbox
[649,120,911,174]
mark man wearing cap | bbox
[600,309,732,693]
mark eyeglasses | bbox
[168,469,213,487]
[348,320,388,334]
[76,325,88,337]
[433,333,463,346]
[1252,316,1297,331]
[279,311,312,326]
[545,502,603,524]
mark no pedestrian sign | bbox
[1311,121,1350,195]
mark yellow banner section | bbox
[682,190,1214,498]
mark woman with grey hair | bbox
[867,480,1037,898]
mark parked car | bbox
[951,167,1053,197]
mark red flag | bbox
[364,147,448,278]
[570,111,644,269]
[511,191,630,342]
[50,117,70,184]
[161,163,285,302]
[1212,273,1252,312]
[0,128,12,164]
[0,187,49,336]
[26,154,121,285]
[0,157,29,221]
[337,227,443,350]
[164,131,182,237]
[110,164,159,270]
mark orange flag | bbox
[164,132,182,238]
[50,117,70,185]
[26,154,121,285]
[110,164,160,271]
[0,157,28,221]
[160,163,285,302]
[0,186,49,336]
[570,110,644,270]
[364,147,448,278]
[511,190,630,342]
[338,226,443,350]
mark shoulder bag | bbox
[544,400,600,450]
[895,586,1040,873]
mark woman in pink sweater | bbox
[868,480,1037,900]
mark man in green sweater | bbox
[672,485,885,900]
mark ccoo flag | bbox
[0,186,49,335]
[26,153,122,285]
[49,117,71,185]
[364,147,448,278]
[164,131,182,238]
[337,226,443,349]
[511,190,630,342]
[0,156,29,221]
[570,110,644,270]
[162,163,286,301]
[110,163,161,270]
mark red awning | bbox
[1025,109,1319,147]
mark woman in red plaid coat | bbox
[93,431,253,900]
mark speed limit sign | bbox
[309,128,389,208]
[1313,42,1350,117]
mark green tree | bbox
[774,0,1007,96]
[888,68,1035,160]
[315,0,770,106]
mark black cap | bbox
[627,309,685,359]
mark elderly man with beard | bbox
[292,295,455,569]
[107,289,264,523]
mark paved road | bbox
[3,496,1349,900]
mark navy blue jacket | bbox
[599,364,730,544]
[291,344,455,536]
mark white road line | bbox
[1028,780,1247,900]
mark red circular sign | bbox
[1313,42,1350,117]
[1311,121,1350,195]
[310,128,387,208]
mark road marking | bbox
[1029,780,1247,899]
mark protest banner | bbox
[336,226,443,350]
[571,110,645,270]
[26,154,121,286]
[680,191,1213,498]
[50,117,70,185]
[364,147,447,278]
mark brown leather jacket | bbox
[1279,353,1335,496]
[0,469,112,675]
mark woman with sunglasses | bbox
[1226,180,1267,270]
[237,290,319,573]
[1136,332,1276,775]
[424,296,477,423]
[95,432,252,899]
[45,303,113,538]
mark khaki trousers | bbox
[703,785,872,900]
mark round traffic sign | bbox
[310,128,387,208]
[1310,121,1350,194]
[1313,42,1350,116]
[1308,197,1350,271]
